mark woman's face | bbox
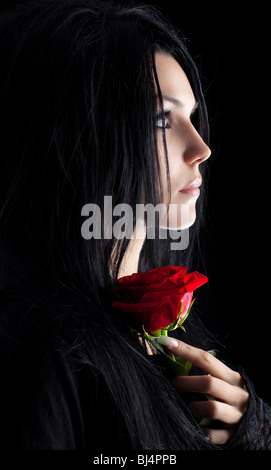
[155,52,211,230]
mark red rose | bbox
[111,265,208,333]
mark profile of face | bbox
[155,53,211,230]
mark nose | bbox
[183,125,211,165]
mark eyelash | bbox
[155,108,199,131]
[156,111,171,130]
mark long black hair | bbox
[0,0,215,449]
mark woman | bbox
[0,0,269,450]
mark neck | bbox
[117,223,146,278]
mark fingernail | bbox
[157,336,179,348]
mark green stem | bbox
[161,329,168,336]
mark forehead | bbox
[154,52,196,109]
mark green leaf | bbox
[178,297,195,327]
[168,303,183,331]
[207,349,217,357]
[146,336,189,378]
[176,355,192,373]
[199,418,213,428]
[145,334,166,354]
[143,326,161,341]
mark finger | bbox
[172,375,249,408]
[158,337,242,386]
[189,400,243,425]
[202,428,235,445]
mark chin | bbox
[160,203,197,230]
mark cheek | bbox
[157,137,198,230]
[166,136,186,180]
[157,134,186,197]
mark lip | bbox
[179,178,202,198]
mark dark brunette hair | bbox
[0,0,214,449]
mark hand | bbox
[158,337,249,445]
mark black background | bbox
[138,1,270,403]
[0,0,269,403]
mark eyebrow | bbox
[162,95,199,114]
[162,95,183,107]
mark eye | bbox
[156,111,171,130]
